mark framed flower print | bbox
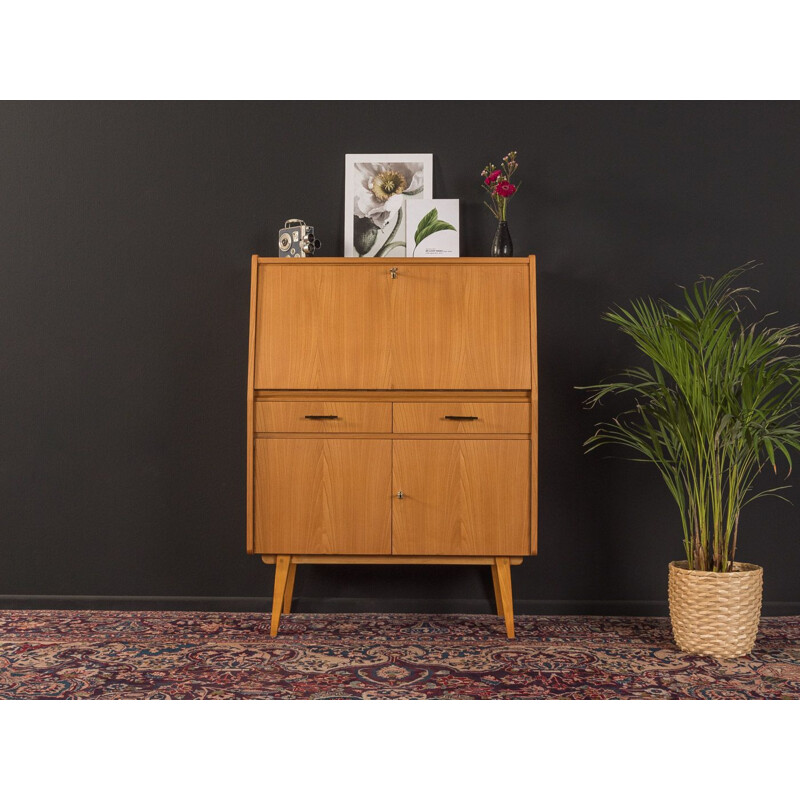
[344,154,433,257]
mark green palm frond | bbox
[579,263,800,572]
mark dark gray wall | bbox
[2,101,799,613]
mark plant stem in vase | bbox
[481,150,519,257]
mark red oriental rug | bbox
[1,610,798,699]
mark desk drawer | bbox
[392,402,530,434]
[255,401,392,433]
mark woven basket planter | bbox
[668,560,763,658]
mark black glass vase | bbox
[491,220,513,257]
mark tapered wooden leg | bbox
[283,562,297,614]
[494,557,515,639]
[270,555,291,637]
[490,563,504,617]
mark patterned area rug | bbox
[1,610,798,699]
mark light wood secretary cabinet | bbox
[247,256,538,638]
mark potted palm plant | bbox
[581,265,800,657]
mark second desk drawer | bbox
[392,402,530,434]
[255,401,392,433]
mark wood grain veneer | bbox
[255,401,392,433]
[246,255,259,554]
[390,262,531,389]
[254,260,531,390]
[529,256,539,555]
[256,390,530,401]
[254,439,391,554]
[255,263,392,389]
[392,402,530,434]
[261,555,525,565]
[247,256,538,637]
[391,440,530,556]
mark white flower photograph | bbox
[344,154,432,257]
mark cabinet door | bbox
[390,263,532,389]
[254,439,391,554]
[392,440,530,555]
[255,263,392,389]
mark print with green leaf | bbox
[413,207,456,255]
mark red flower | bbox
[496,180,516,198]
[484,169,502,185]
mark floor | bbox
[1,610,798,699]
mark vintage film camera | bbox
[278,219,321,257]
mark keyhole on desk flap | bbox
[390,267,398,279]
[396,490,404,499]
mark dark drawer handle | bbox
[305,414,339,420]
[444,415,479,421]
